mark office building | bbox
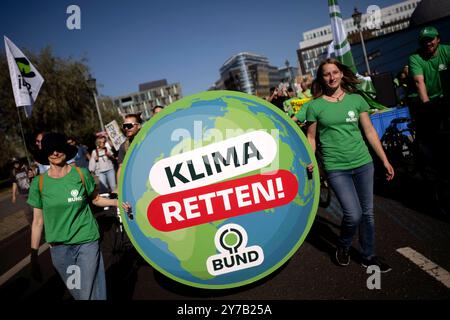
[113,80,182,119]
[297,0,421,76]
[214,52,298,97]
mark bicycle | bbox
[380,115,449,216]
[94,193,133,267]
[380,117,416,174]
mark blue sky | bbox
[1,0,400,97]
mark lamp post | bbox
[352,7,371,75]
[87,75,105,132]
[285,59,295,91]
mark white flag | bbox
[326,40,334,58]
[4,36,44,117]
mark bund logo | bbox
[346,111,358,123]
[68,189,82,203]
[206,224,264,276]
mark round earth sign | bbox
[119,90,319,289]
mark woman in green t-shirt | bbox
[301,58,395,272]
[28,132,128,300]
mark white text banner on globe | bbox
[149,130,278,195]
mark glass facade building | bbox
[217,52,293,97]
[350,17,450,77]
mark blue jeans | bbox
[326,162,375,259]
[50,240,106,300]
[98,169,116,193]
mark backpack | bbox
[13,167,31,193]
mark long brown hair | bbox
[311,58,361,99]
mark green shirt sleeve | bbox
[306,100,317,122]
[409,54,423,77]
[27,176,42,209]
[357,94,370,113]
[80,168,96,197]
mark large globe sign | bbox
[119,90,319,289]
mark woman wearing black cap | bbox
[27,132,127,300]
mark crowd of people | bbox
[269,25,448,272]
[6,26,449,299]
[265,75,313,114]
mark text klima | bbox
[164,141,262,188]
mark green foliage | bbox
[0,46,120,176]
[98,96,124,128]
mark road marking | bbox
[0,243,50,287]
[0,210,28,242]
[397,247,450,289]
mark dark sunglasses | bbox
[46,148,65,157]
[122,122,139,130]
[420,37,435,45]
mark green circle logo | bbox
[120,90,319,289]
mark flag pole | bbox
[16,106,31,167]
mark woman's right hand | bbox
[383,160,395,181]
[306,163,314,180]
[122,202,133,219]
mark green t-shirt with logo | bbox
[306,93,372,171]
[27,167,99,245]
[409,44,450,100]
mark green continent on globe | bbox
[135,138,220,281]
[134,96,313,280]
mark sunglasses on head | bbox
[122,122,139,130]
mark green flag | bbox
[328,0,387,110]
[328,0,357,73]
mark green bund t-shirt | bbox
[409,44,450,100]
[306,93,372,171]
[27,167,99,245]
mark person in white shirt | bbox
[89,136,116,193]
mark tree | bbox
[0,46,120,176]
[98,96,123,128]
